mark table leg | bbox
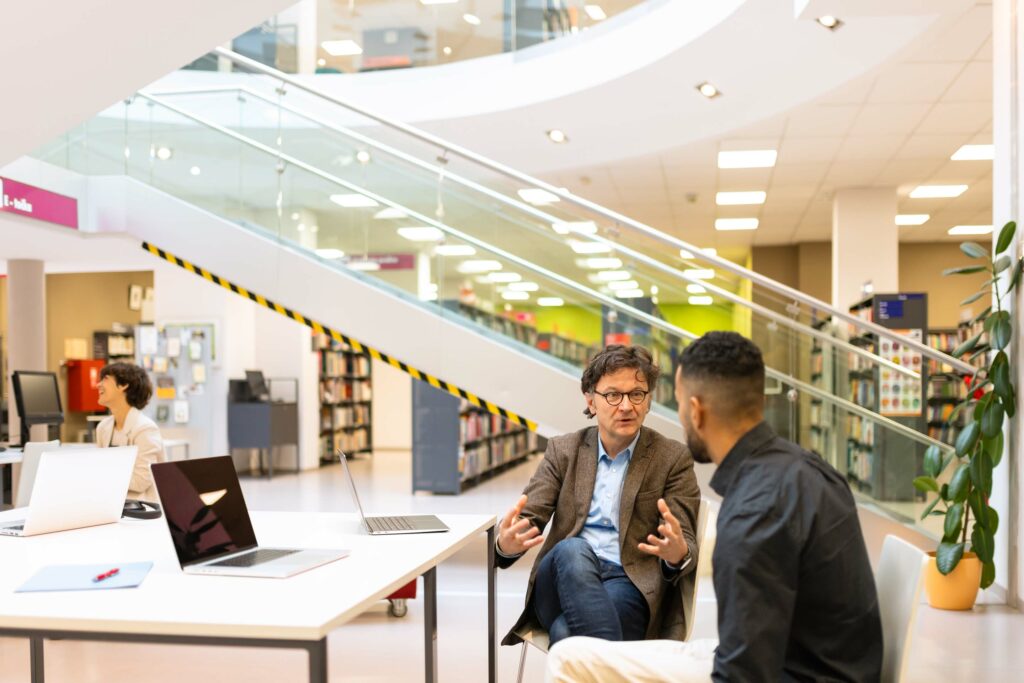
[30,636,44,683]
[307,637,327,683]
[487,523,497,683]
[424,567,438,683]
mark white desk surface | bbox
[0,510,495,642]
[0,449,23,466]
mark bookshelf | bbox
[92,329,135,362]
[924,321,986,445]
[316,334,373,464]
[807,316,838,468]
[536,332,598,367]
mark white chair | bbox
[515,500,710,682]
[876,535,927,683]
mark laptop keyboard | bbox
[1,522,25,531]
[209,548,299,567]
[367,516,414,532]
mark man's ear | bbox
[584,392,597,418]
[689,395,704,430]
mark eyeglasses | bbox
[592,389,650,407]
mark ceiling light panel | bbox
[715,191,766,206]
[584,5,607,20]
[374,207,407,219]
[689,295,714,306]
[321,40,363,56]
[518,188,561,205]
[501,291,530,301]
[487,272,522,283]
[592,270,632,282]
[715,218,759,231]
[569,240,611,254]
[457,260,503,273]
[948,225,993,235]
[331,193,379,208]
[909,185,968,199]
[895,214,930,226]
[434,245,477,256]
[951,144,994,161]
[538,297,564,307]
[615,289,645,299]
[718,150,776,169]
[607,280,640,290]
[576,257,623,269]
[552,220,598,235]
[397,227,444,242]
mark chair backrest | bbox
[683,498,711,641]
[875,535,926,683]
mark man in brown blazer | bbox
[496,345,701,647]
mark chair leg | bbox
[516,643,528,683]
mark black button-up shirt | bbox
[710,422,882,682]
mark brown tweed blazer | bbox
[497,425,701,646]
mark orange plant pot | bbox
[924,551,981,610]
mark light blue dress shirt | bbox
[579,431,641,566]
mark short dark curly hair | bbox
[98,362,153,410]
[678,331,764,416]
[581,345,659,418]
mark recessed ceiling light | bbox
[518,188,561,205]
[951,144,994,161]
[585,5,607,20]
[715,217,759,231]
[816,15,843,30]
[315,248,346,259]
[487,272,522,283]
[502,291,530,301]
[463,13,481,25]
[546,129,568,144]
[124,147,131,159]
[576,257,623,269]
[330,193,379,208]
[909,185,968,199]
[538,297,564,307]
[374,207,407,219]
[552,220,597,235]
[568,240,611,254]
[457,259,503,273]
[321,40,363,56]
[696,82,721,99]
[686,284,707,294]
[443,46,453,56]
[650,285,659,295]
[155,146,173,161]
[189,166,201,176]
[317,58,327,67]
[689,295,714,306]
[421,0,458,4]
[434,245,476,256]
[356,150,371,164]
[291,212,301,220]
[716,191,766,206]
[347,260,381,272]
[718,150,777,169]
[683,268,715,280]
[397,226,444,242]
[592,270,632,282]
[615,289,645,299]
[297,223,306,232]
[607,280,641,290]
[895,214,930,226]
[310,225,319,233]
[507,282,540,291]
[679,247,717,259]
[948,225,993,235]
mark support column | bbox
[831,188,899,310]
[6,260,46,444]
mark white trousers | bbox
[544,637,717,683]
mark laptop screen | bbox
[152,456,258,567]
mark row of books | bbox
[321,428,370,457]
[849,378,875,408]
[847,415,876,447]
[320,378,372,403]
[846,443,875,490]
[460,431,541,480]
[320,350,370,377]
[321,404,371,431]
[461,407,523,444]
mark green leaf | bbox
[944,503,964,541]
[972,525,994,564]
[994,361,1013,405]
[948,463,971,502]
[992,317,1012,350]
[920,496,942,521]
[940,483,950,500]
[961,241,990,259]
[968,489,986,528]
[982,560,996,589]
[960,290,987,306]
[982,400,1005,439]
[952,332,983,358]
[996,221,1017,254]
[1011,258,1024,292]
[943,265,988,276]
[995,254,1013,273]
[987,507,1000,535]
[955,421,981,456]
[923,445,943,478]
[913,476,939,493]
[970,450,994,498]
[937,541,965,575]
[984,431,1004,468]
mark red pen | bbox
[92,568,120,583]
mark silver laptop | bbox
[152,456,349,578]
[338,452,448,535]
[0,447,137,537]
[14,440,60,508]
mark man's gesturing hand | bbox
[497,494,545,556]
[637,498,688,566]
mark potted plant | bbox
[913,220,1021,609]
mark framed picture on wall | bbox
[128,284,143,311]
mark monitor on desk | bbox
[245,370,269,402]
[12,371,63,426]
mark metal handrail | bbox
[130,90,949,455]
[210,46,976,376]
[147,83,920,382]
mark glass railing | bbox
[183,0,646,75]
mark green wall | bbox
[659,303,736,338]
[532,305,603,345]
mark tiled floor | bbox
[0,451,1020,682]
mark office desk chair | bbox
[876,535,927,683]
[514,499,710,683]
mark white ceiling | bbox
[537,2,994,248]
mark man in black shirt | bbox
[546,331,883,682]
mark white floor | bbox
[0,451,1020,682]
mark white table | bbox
[0,510,498,683]
[0,448,23,507]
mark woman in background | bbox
[95,362,165,501]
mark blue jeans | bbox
[532,537,649,645]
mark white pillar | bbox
[6,259,46,444]
[831,188,900,309]
[993,0,1022,606]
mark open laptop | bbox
[338,452,448,535]
[0,447,137,537]
[152,456,348,578]
[14,439,60,508]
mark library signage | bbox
[347,253,415,271]
[0,177,78,229]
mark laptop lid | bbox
[22,447,137,536]
[337,451,371,523]
[15,439,60,508]
[152,456,259,568]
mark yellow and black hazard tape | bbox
[142,242,537,431]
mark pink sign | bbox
[347,253,415,271]
[0,177,78,229]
